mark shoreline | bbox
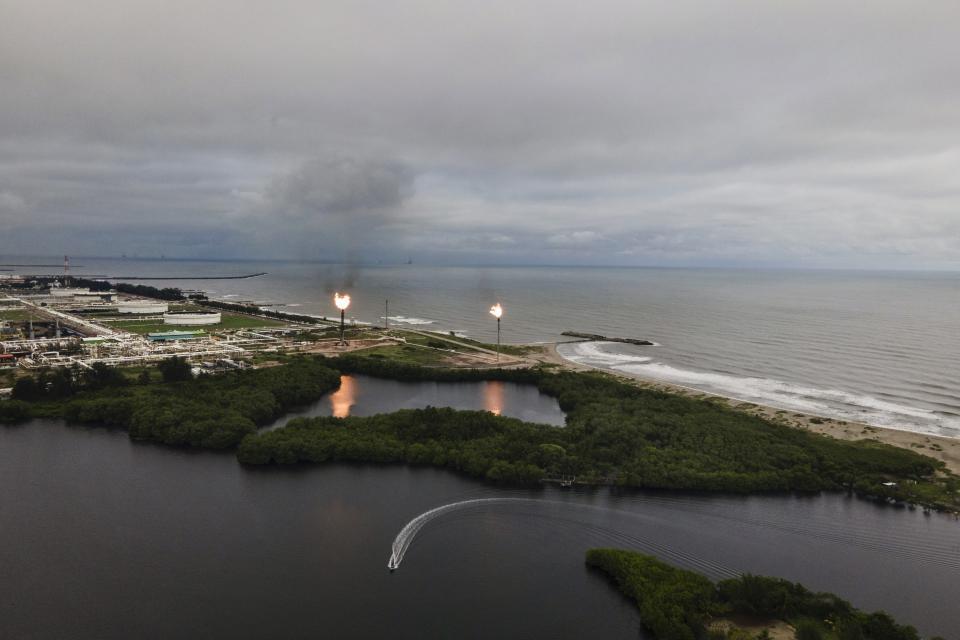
[535,342,960,475]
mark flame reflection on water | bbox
[484,381,504,416]
[330,375,357,418]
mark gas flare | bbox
[489,303,503,319]
[334,292,351,310]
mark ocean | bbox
[11,258,960,437]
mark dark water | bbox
[15,257,960,436]
[2,419,959,639]
[266,374,567,429]
[5,260,960,637]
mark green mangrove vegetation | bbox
[2,357,340,449]
[240,355,960,510]
[238,407,555,483]
[2,352,958,510]
[585,548,938,640]
[63,277,186,301]
[197,298,331,325]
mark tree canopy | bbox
[586,549,926,640]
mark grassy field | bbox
[389,329,537,356]
[353,344,457,366]
[0,309,34,321]
[110,312,288,335]
[433,333,537,356]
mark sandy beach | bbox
[534,342,960,475]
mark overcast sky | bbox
[1,1,958,269]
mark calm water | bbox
[2,420,959,639]
[266,374,566,429]
[14,258,959,437]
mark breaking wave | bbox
[557,342,960,438]
[383,315,436,325]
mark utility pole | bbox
[385,299,389,330]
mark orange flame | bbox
[489,303,503,319]
[334,292,351,310]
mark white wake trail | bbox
[386,498,739,578]
[388,498,531,570]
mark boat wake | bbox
[387,494,960,576]
[386,498,739,578]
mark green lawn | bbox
[0,309,34,321]
[352,344,455,367]
[111,312,288,335]
[390,329,536,356]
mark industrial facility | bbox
[0,266,395,385]
[0,257,507,395]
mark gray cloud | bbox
[237,156,415,260]
[1,1,959,268]
[0,190,28,218]
[263,157,413,220]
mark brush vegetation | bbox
[2,353,958,510]
[1,357,339,449]
[238,355,960,511]
[585,549,937,640]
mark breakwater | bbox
[561,331,654,346]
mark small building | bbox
[147,330,205,342]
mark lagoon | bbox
[2,416,958,638]
[265,373,567,429]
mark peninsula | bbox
[586,548,934,640]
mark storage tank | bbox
[163,312,221,326]
[117,301,169,314]
[49,287,90,298]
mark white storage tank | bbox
[163,312,221,326]
[117,301,169,314]
[74,291,116,303]
[49,287,90,297]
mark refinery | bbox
[0,260,517,395]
